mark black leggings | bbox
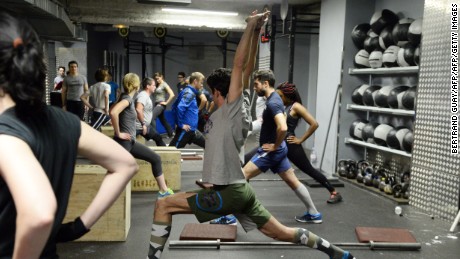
[244,144,335,193]
[114,137,162,177]
[151,103,174,137]
[169,127,205,148]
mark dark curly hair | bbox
[277,82,302,104]
[206,68,231,98]
[0,10,45,117]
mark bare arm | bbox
[135,102,147,135]
[0,135,57,259]
[288,103,319,144]
[104,89,109,114]
[227,12,266,103]
[80,91,92,109]
[61,81,67,110]
[198,93,207,111]
[273,113,288,149]
[243,20,262,90]
[77,122,138,228]
[161,84,175,106]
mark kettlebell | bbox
[337,160,349,177]
[384,184,393,194]
[379,178,386,191]
[346,160,358,179]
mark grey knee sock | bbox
[148,221,171,259]
[294,184,318,214]
[295,228,354,259]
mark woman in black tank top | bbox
[276,83,343,204]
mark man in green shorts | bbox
[147,11,355,259]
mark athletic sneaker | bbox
[327,192,343,204]
[158,188,174,198]
[209,215,237,225]
[294,212,323,223]
[331,251,356,259]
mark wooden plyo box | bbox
[64,164,131,241]
[100,125,145,144]
[132,146,181,192]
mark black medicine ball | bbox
[382,45,400,67]
[408,18,422,45]
[369,50,383,68]
[363,85,382,106]
[402,87,416,110]
[388,85,410,109]
[402,130,414,152]
[393,18,415,46]
[364,31,381,53]
[354,49,370,68]
[375,85,397,107]
[352,84,370,105]
[374,124,394,146]
[351,23,371,49]
[362,122,380,143]
[414,46,420,65]
[387,128,411,150]
[397,43,417,67]
[350,119,369,140]
[370,9,399,34]
[379,25,395,50]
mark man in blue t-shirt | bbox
[243,70,323,225]
[107,71,119,108]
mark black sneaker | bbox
[327,192,343,204]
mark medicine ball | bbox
[388,85,410,109]
[370,9,399,34]
[379,25,395,50]
[393,18,415,46]
[362,122,380,143]
[374,85,397,107]
[414,46,420,65]
[387,127,410,150]
[397,43,417,67]
[402,130,414,152]
[402,87,416,110]
[351,84,370,105]
[382,45,400,67]
[369,50,383,68]
[354,49,370,68]
[349,119,368,140]
[408,18,423,45]
[364,31,381,53]
[362,85,382,106]
[374,124,394,146]
[351,23,371,49]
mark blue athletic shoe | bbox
[158,188,174,198]
[209,215,237,225]
[331,251,355,259]
[294,212,323,223]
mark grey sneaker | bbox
[327,192,343,204]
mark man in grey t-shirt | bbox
[61,60,88,120]
[135,77,165,146]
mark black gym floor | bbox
[57,137,460,259]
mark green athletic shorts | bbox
[186,182,272,229]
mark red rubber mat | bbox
[180,223,237,242]
[355,227,417,243]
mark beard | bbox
[256,88,266,97]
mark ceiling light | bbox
[113,24,129,29]
[161,8,238,16]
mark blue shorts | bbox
[250,141,291,174]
